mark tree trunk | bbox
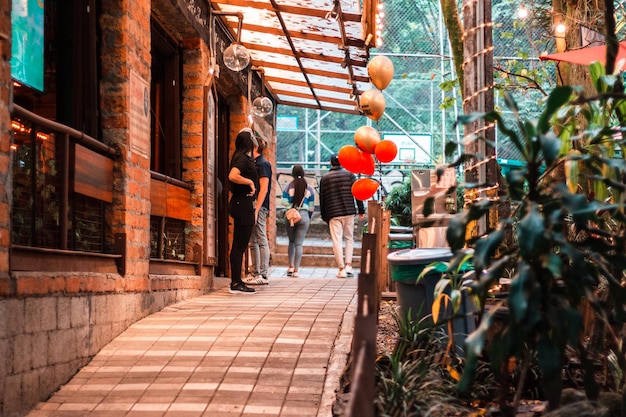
[439,0,465,93]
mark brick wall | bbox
[101,0,152,281]
[181,38,209,260]
[0,2,218,416]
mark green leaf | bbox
[473,228,504,272]
[540,132,562,165]
[537,331,561,379]
[589,61,606,91]
[423,197,436,217]
[506,168,526,201]
[509,262,531,324]
[537,86,573,134]
[544,253,562,280]
[517,203,545,258]
[450,288,462,312]
[444,141,459,157]
[458,303,499,393]
[447,211,469,250]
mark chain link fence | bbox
[275,0,555,195]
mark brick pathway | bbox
[25,268,357,417]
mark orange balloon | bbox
[375,140,398,163]
[338,145,363,174]
[354,126,381,154]
[367,56,394,90]
[352,178,380,201]
[360,89,385,121]
[360,152,376,176]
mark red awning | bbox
[539,41,626,66]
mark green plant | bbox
[375,307,471,416]
[445,72,626,415]
[422,252,476,356]
[384,179,412,227]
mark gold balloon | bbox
[354,125,381,154]
[360,89,386,121]
[367,56,394,90]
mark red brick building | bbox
[0,0,374,415]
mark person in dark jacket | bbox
[244,137,272,286]
[227,128,258,294]
[319,154,365,277]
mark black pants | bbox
[229,195,255,283]
[230,221,254,283]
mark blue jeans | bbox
[286,209,310,270]
[250,207,270,277]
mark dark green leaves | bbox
[517,203,546,258]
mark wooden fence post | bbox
[346,232,378,417]
[367,200,390,297]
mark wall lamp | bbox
[250,67,273,117]
[212,10,250,72]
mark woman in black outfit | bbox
[228,128,258,294]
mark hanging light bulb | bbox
[252,96,273,117]
[517,5,528,19]
[250,67,273,117]
[213,11,250,72]
[555,23,566,35]
[223,43,250,72]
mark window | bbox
[150,20,182,179]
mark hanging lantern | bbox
[352,178,379,201]
[375,139,398,163]
[360,89,386,121]
[367,55,394,90]
[354,126,381,154]
[337,145,364,174]
[360,152,376,176]
[251,68,273,117]
[252,96,273,117]
[212,12,250,72]
[223,43,250,72]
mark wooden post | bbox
[462,0,496,237]
[347,232,377,417]
[367,200,390,296]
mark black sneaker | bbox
[229,281,256,294]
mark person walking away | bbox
[319,154,365,278]
[281,165,315,277]
[244,137,272,286]
[227,128,259,294]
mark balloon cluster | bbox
[339,56,397,201]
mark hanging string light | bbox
[375,2,384,47]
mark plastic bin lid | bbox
[387,247,452,265]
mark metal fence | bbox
[276,0,553,180]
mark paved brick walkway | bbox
[25,268,357,417]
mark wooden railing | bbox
[11,105,119,251]
[10,104,124,273]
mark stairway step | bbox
[272,253,359,267]
[273,236,362,268]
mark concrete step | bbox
[273,235,362,268]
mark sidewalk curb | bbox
[318,292,357,417]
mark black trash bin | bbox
[388,248,476,351]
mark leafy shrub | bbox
[444,63,626,414]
